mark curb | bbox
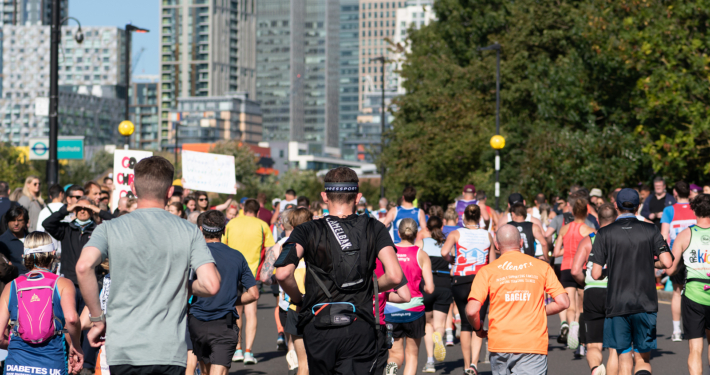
[658,290,672,303]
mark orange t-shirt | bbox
[468,251,565,355]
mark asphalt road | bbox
[229,294,700,374]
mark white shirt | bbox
[35,202,66,254]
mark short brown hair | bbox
[289,207,313,228]
[133,156,175,201]
[84,180,100,192]
[243,198,260,214]
[197,210,226,239]
[257,192,267,204]
[464,203,481,224]
[597,203,617,225]
[324,167,359,204]
[573,198,588,219]
[402,186,416,203]
[512,202,527,218]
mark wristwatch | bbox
[89,312,106,323]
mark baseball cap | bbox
[590,188,603,198]
[272,198,281,206]
[359,196,367,204]
[240,197,249,204]
[508,193,524,205]
[616,188,640,210]
[463,184,476,194]
[690,184,702,192]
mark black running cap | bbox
[324,182,359,193]
[508,193,524,205]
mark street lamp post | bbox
[478,43,502,211]
[370,56,386,199]
[48,0,83,186]
[124,24,149,149]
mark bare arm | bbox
[490,209,499,232]
[418,209,427,230]
[418,249,435,294]
[381,207,397,227]
[441,231,459,263]
[387,283,411,303]
[667,229,690,276]
[271,204,280,225]
[656,252,673,270]
[546,292,569,316]
[533,224,549,262]
[570,236,591,285]
[58,277,83,373]
[275,243,305,305]
[591,263,603,280]
[0,283,11,349]
[552,224,569,258]
[213,197,233,212]
[259,242,282,284]
[192,262,221,297]
[236,285,259,306]
[488,233,497,262]
[661,223,670,244]
[465,299,487,338]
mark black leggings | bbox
[452,280,488,332]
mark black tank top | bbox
[512,221,536,257]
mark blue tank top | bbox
[393,206,420,243]
[6,276,67,375]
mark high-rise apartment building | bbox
[256,0,351,153]
[339,0,361,144]
[358,0,403,110]
[129,77,160,150]
[392,0,435,94]
[159,0,256,149]
[0,25,126,146]
[0,0,67,26]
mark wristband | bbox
[89,312,106,323]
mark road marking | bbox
[659,300,670,305]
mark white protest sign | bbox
[112,150,153,211]
[181,150,237,194]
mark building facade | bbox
[168,93,262,150]
[129,77,160,150]
[159,0,256,149]
[0,0,68,26]
[0,25,126,146]
[392,0,435,94]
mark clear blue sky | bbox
[69,0,159,76]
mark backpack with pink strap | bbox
[11,271,64,344]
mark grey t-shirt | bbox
[85,208,214,367]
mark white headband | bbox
[24,243,55,255]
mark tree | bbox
[0,143,37,190]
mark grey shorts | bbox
[490,352,548,375]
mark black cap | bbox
[508,193,524,205]
[616,188,640,210]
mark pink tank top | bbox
[374,260,387,325]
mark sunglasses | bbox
[74,207,90,212]
[198,198,208,202]
[32,182,40,186]
[69,195,82,199]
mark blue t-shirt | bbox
[443,225,458,238]
[190,242,256,321]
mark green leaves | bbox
[384,0,710,203]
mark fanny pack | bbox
[312,302,358,328]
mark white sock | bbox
[427,357,434,364]
[673,321,681,333]
[455,314,461,321]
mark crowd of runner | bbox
[0,164,708,375]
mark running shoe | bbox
[567,321,580,350]
[433,331,447,362]
[465,364,479,375]
[591,364,607,375]
[277,332,287,351]
[557,322,569,344]
[232,349,244,362]
[385,362,398,375]
[244,352,258,364]
[422,362,436,373]
[573,345,584,359]
[286,350,298,370]
[672,332,683,342]
[446,329,455,346]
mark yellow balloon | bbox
[490,135,505,150]
[118,120,135,136]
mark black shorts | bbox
[560,269,584,289]
[583,288,607,343]
[285,309,301,337]
[375,325,389,374]
[188,314,239,368]
[109,365,185,375]
[303,318,378,375]
[279,307,288,330]
[390,315,426,339]
[185,324,193,351]
[423,286,453,313]
[671,263,686,285]
[452,276,488,332]
[682,295,710,340]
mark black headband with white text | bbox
[202,224,224,233]
[324,182,359,193]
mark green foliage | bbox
[385,0,710,202]
[0,143,37,190]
